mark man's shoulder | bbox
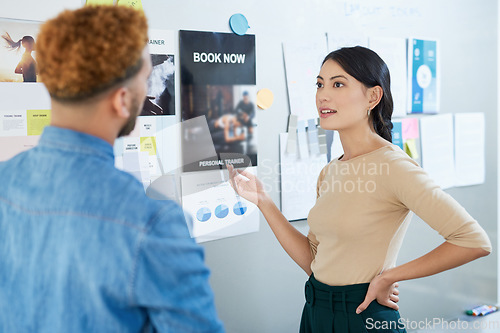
[106,169,188,231]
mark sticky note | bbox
[86,0,114,5]
[402,118,419,140]
[140,136,157,156]
[229,14,249,36]
[117,0,143,10]
[26,109,51,136]
[404,139,419,159]
[256,88,274,110]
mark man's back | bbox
[0,126,224,332]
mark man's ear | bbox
[368,86,383,110]
[110,87,131,119]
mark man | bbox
[234,91,255,140]
[0,6,224,333]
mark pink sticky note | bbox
[402,118,419,140]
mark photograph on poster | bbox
[180,30,256,172]
[141,54,175,116]
[0,19,41,83]
[141,29,176,116]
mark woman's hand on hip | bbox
[356,272,400,314]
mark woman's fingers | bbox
[235,168,254,180]
[384,300,399,311]
[389,294,400,303]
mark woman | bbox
[228,46,491,332]
[1,32,37,82]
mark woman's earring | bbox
[367,108,371,116]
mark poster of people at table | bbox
[179,30,257,172]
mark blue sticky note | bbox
[229,14,249,36]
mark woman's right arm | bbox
[228,165,313,274]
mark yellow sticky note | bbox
[140,137,157,156]
[26,109,51,136]
[86,0,114,5]
[256,88,274,110]
[404,139,419,159]
[117,0,143,10]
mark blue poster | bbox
[408,39,438,114]
[392,120,403,150]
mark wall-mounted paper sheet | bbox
[280,133,327,221]
[283,35,327,121]
[419,114,454,189]
[181,168,259,242]
[369,37,407,117]
[454,113,485,187]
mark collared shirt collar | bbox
[38,126,114,162]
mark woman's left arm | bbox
[357,154,491,314]
[356,242,489,314]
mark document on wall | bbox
[408,38,439,114]
[280,133,327,221]
[454,113,485,187]
[283,35,328,121]
[419,114,454,189]
[0,110,28,137]
[369,37,407,117]
[181,168,259,242]
[0,135,39,161]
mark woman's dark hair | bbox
[1,32,35,51]
[322,46,394,142]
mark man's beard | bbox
[117,95,143,138]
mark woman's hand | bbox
[227,164,267,207]
[356,272,400,314]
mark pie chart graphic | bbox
[215,204,229,219]
[233,201,247,216]
[196,207,211,222]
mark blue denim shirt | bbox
[0,126,225,333]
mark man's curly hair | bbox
[36,5,148,101]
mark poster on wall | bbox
[407,38,439,114]
[141,29,176,116]
[181,169,259,243]
[0,18,41,83]
[179,30,257,172]
[114,29,179,191]
[0,109,50,161]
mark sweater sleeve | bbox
[387,154,491,252]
